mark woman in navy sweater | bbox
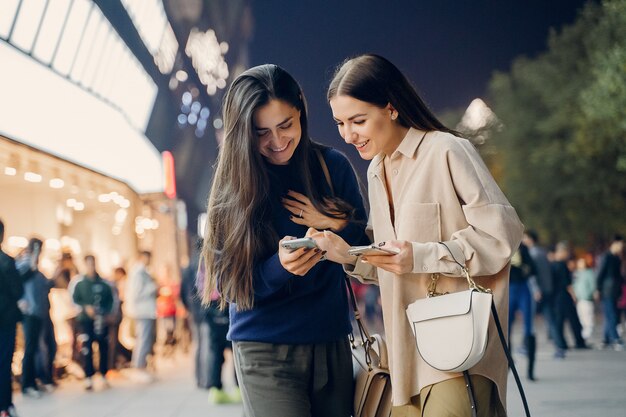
[201,64,367,417]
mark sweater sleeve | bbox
[410,138,524,278]
[252,253,294,299]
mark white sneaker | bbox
[22,388,42,399]
[101,376,110,389]
[41,384,56,393]
[130,369,155,384]
[7,405,20,417]
[84,377,93,391]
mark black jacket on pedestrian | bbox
[0,249,23,329]
[181,261,208,323]
[596,252,623,300]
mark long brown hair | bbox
[327,54,458,135]
[202,64,354,310]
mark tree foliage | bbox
[487,0,626,246]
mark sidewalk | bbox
[14,352,243,417]
[506,333,626,417]
[13,320,626,417]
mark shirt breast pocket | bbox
[396,202,442,243]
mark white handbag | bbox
[406,242,532,417]
[405,273,492,372]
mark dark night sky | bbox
[249,0,590,173]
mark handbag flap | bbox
[406,290,474,323]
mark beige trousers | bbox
[391,375,500,417]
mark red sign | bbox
[162,151,176,199]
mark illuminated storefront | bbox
[0,0,186,278]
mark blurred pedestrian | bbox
[595,235,624,350]
[0,219,26,417]
[508,243,537,380]
[193,263,238,404]
[125,251,157,382]
[551,242,587,358]
[107,267,131,373]
[181,241,211,389]
[16,238,54,398]
[573,256,596,341]
[523,231,558,343]
[156,266,179,356]
[72,255,114,390]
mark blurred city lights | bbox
[185,28,229,96]
[98,193,112,203]
[176,70,189,82]
[24,171,42,182]
[49,178,65,189]
[7,236,28,249]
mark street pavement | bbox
[13,318,626,417]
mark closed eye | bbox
[256,130,270,137]
[334,121,344,126]
[354,120,365,125]
[279,122,293,130]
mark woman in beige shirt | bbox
[313,54,524,417]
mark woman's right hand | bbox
[309,230,356,265]
[278,236,325,276]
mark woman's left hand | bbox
[362,240,414,275]
[283,190,348,231]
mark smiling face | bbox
[253,99,302,165]
[329,95,404,160]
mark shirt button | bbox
[422,266,428,271]
[393,169,399,175]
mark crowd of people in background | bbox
[1,215,625,416]
[506,231,625,383]
[0,219,239,417]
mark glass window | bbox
[0,0,21,39]
[52,0,91,75]
[69,9,102,83]
[121,0,167,54]
[99,37,125,98]
[10,0,47,52]
[32,0,73,64]
[80,22,109,89]
[91,31,117,96]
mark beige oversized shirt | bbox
[346,128,524,413]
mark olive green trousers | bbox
[391,374,500,417]
[232,338,353,417]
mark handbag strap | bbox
[439,242,532,417]
[315,148,335,196]
[463,370,478,417]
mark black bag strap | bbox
[315,148,377,364]
[315,148,335,196]
[439,242,532,417]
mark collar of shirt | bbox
[370,128,428,177]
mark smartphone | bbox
[348,244,399,257]
[281,237,318,252]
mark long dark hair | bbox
[202,64,354,310]
[327,54,458,135]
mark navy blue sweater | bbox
[227,147,368,344]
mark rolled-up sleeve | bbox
[344,215,379,284]
[411,139,524,277]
